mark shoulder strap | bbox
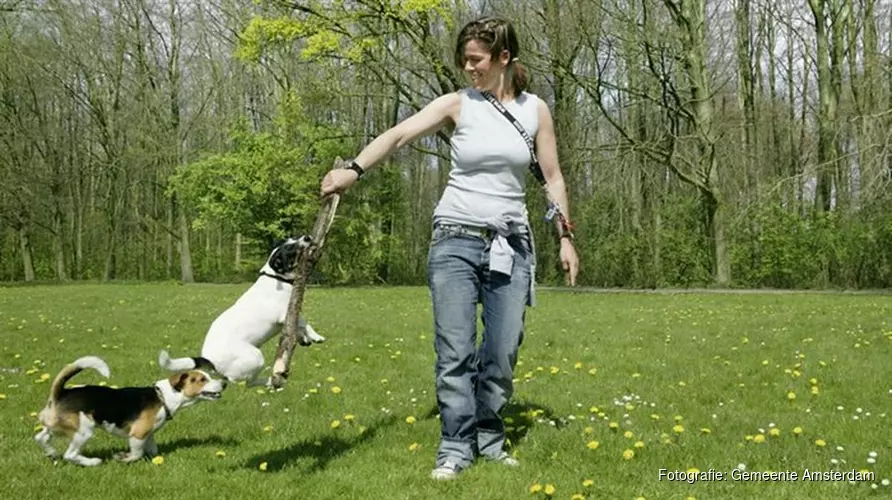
[480,91,546,186]
[480,90,572,231]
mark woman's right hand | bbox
[320,168,359,197]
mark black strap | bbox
[479,91,546,186]
[480,90,572,232]
[259,271,294,285]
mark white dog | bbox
[159,236,325,387]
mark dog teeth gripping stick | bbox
[270,158,342,389]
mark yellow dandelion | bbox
[344,414,355,421]
[589,406,599,413]
[815,439,826,447]
[550,366,560,375]
[40,373,50,380]
[651,414,661,420]
[151,456,164,465]
[544,484,556,496]
[623,449,635,460]
[571,495,585,500]
[623,430,634,439]
[574,362,583,369]
[769,428,781,437]
[811,386,820,395]
[809,377,818,385]
[678,381,686,387]
[608,421,619,430]
[380,378,388,384]
[529,483,543,494]
[787,391,796,401]
[405,416,416,425]
[583,426,593,434]
[326,376,336,383]
[0,394,6,400]
[358,425,367,434]
[753,434,766,444]
[308,388,318,394]
[631,372,641,378]
[687,467,700,474]
[330,420,341,429]
[673,424,685,434]
[586,440,600,450]
[215,450,226,458]
[259,462,268,471]
[745,435,753,441]
[792,426,803,436]
[819,361,827,367]
[761,360,769,366]
[588,368,597,375]
[263,425,273,432]
[700,428,711,434]
[582,479,594,487]
[331,386,342,394]
[674,415,683,422]
[408,442,420,452]
[634,440,645,448]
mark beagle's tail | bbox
[50,356,110,403]
[158,350,217,373]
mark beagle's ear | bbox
[168,372,189,392]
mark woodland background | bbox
[2,0,892,289]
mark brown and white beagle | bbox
[34,355,225,466]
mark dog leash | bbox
[479,90,575,237]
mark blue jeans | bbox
[427,224,533,468]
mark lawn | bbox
[1,283,890,499]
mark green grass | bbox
[1,284,891,499]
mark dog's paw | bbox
[81,457,102,467]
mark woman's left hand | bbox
[559,238,579,286]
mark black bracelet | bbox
[345,160,365,179]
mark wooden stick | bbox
[270,158,344,388]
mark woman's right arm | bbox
[321,92,461,196]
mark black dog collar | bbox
[259,271,295,285]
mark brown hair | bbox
[453,17,529,94]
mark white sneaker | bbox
[491,451,519,467]
[430,461,462,480]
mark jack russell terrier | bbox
[159,236,325,387]
[34,355,225,466]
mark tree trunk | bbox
[178,207,194,283]
[19,223,35,282]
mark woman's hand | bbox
[559,238,579,286]
[320,168,359,197]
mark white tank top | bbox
[433,88,540,228]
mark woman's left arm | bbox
[534,99,571,225]
[535,98,579,286]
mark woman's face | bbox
[462,39,507,91]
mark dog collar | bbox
[259,271,294,285]
[154,385,175,421]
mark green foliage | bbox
[169,97,352,244]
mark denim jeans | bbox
[427,224,533,468]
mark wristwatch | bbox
[345,160,365,179]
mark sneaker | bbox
[430,460,462,480]
[491,451,519,467]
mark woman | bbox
[320,17,579,480]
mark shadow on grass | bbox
[87,434,241,460]
[420,400,563,450]
[241,415,398,473]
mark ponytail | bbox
[510,61,529,94]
